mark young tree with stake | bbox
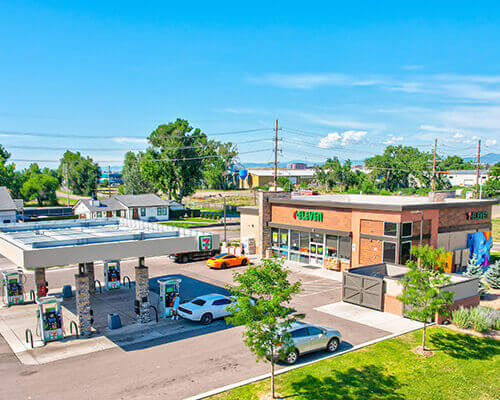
[398,246,454,351]
[226,257,302,399]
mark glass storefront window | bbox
[290,253,300,262]
[338,236,351,260]
[383,241,396,263]
[310,232,323,243]
[326,235,338,257]
[400,241,411,264]
[279,229,288,248]
[300,254,309,264]
[300,231,309,253]
[290,231,300,251]
[271,228,279,246]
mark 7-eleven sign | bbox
[199,235,213,251]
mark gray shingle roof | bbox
[77,197,127,213]
[0,187,17,212]
[114,194,170,207]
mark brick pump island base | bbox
[240,191,497,317]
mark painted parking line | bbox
[297,278,340,297]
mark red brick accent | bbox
[436,294,481,324]
[384,294,404,316]
[360,219,384,235]
[359,237,383,265]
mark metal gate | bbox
[342,272,384,311]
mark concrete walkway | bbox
[315,301,423,335]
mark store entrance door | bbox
[309,242,324,266]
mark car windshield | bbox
[213,254,228,259]
[191,299,206,306]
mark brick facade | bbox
[359,237,383,265]
[436,294,481,324]
[271,204,352,232]
[438,205,492,228]
[258,191,292,257]
[383,294,404,316]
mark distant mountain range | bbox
[463,153,500,164]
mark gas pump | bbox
[1,270,24,306]
[104,260,121,290]
[36,296,64,343]
[158,278,182,318]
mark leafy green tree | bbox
[398,246,454,350]
[21,174,59,206]
[482,163,499,198]
[122,151,156,194]
[226,258,302,399]
[438,155,475,171]
[485,260,500,289]
[141,119,207,201]
[202,140,238,190]
[0,145,17,193]
[58,151,101,196]
[314,157,359,191]
[277,176,293,191]
[464,256,488,295]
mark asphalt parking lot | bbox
[0,255,394,400]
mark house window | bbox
[401,222,413,238]
[163,207,168,215]
[383,241,396,263]
[400,242,412,265]
[157,207,163,216]
[140,208,146,217]
[115,210,121,217]
[384,222,397,237]
[97,212,102,218]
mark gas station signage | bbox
[293,210,323,222]
[198,235,213,251]
[466,211,489,221]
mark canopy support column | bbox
[75,264,92,337]
[135,257,151,323]
[85,262,95,295]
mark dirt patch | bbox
[412,346,434,357]
[260,393,284,400]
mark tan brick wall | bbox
[359,237,383,265]
[360,219,383,235]
[438,205,492,228]
[258,192,292,257]
[384,294,403,316]
[271,204,352,231]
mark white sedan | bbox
[177,293,239,324]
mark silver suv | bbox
[270,322,342,365]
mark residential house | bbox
[0,187,23,223]
[441,170,490,187]
[74,193,184,221]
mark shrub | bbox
[452,307,471,329]
[464,256,488,295]
[485,260,500,289]
[469,307,491,332]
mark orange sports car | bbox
[207,253,249,269]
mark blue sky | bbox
[0,1,499,169]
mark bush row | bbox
[452,306,500,332]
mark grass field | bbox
[211,327,500,400]
[493,218,499,243]
[160,217,215,228]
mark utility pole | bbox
[475,139,481,199]
[431,138,437,192]
[223,196,227,243]
[108,165,111,197]
[274,119,278,191]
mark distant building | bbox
[0,187,23,223]
[74,193,185,221]
[441,170,490,187]
[288,163,308,170]
[238,169,315,189]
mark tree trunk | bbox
[271,360,275,399]
[422,321,427,350]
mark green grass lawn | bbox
[211,327,499,400]
[160,217,216,228]
[492,218,499,243]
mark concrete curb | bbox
[185,323,432,400]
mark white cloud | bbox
[485,139,497,146]
[453,133,464,139]
[420,125,455,133]
[384,134,404,145]
[112,137,148,144]
[318,130,367,148]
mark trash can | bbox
[62,285,73,298]
[107,313,122,330]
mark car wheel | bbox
[200,313,213,325]
[181,255,189,263]
[221,262,228,269]
[241,258,248,266]
[285,349,299,365]
[327,338,340,353]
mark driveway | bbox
[0,256,407,400]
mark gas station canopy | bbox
[0,218,219,269]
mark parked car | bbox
[206,253,249,269]
[177,293,253,324]
[269,322,342,365]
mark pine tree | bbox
[464,256,488,295]
[485,260,500,289]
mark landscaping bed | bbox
[211,327,500,400]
